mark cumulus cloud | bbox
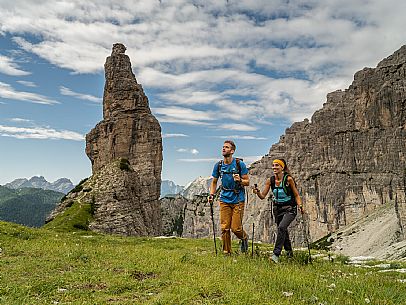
[60,86,102,103]
[177,148,199,155]
[0,124,84,141]
[0,54,30,76]
[0,81,58,105]
[217,123,259,132]
[152,106,216,126]
[1,0,405,125]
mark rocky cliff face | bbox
[247,45,406,247]
[48,43,163,236]
[181,176,212,199]
[162,46,406,258]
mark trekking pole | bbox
[302,211,312,263]
[209,199,218,256]
[251,184,258,257]
[251,222,255,257]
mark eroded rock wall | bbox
[163,46,406,252]
[248,46,406,244]
[49,43,163,236]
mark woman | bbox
[253,158,304,263]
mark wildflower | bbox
[282,291,293,297]
[309,295,318,302]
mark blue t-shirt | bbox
[212,158,248,204]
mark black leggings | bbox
[273,205,297,256]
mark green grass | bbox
[0,221,405,304]
[43,200,93,232]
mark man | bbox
[208,140,250,254]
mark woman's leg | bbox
[273,209,296,256]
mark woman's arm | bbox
[288,176,304,213]
[253,178,271,200]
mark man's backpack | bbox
[216,158,244,193]
[216,158,242,179]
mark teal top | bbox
[273,183,293,205]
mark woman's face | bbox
[272,162,283,174]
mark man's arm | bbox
[208,177,218,204]
[240,174,249,186]
[209,177,218,196]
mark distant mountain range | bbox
[160,177,213,199]
[4,176,74,194]
[0,185,64,227]
[161,180,184,198]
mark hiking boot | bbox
[270,254,279,263]
[240,237,249,253]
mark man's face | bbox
[222,143,234,157]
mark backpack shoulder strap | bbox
[270,175,276,191]
[282,173,294,195]
[217,160,223,178]
[235,158,241,176]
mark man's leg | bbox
[230,202,247,240]
[220,201,232,254]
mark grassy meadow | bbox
[0,221,405,304]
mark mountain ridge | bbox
[4,176,74,194]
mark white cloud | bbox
[158,89,223,105]
[0,81,59,105]
[9,118,32,123]
[0,54,30,76]
[153,106,216,126]
[0,124,84,141]
[16,80,37,87]
[59,86,102,103]
[177,148,199,155]
[213,135,267,140]
[217,123,259,132]
[1,0,405,125]
[162,133,189,138]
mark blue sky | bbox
[0,0,405,186]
